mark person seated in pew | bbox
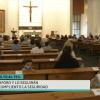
[56,39,76,61]
[31,41,44,54]
[54,46,80,68]
[43,42,52,51]
[21,35,30,45]
[22,59,35,71]
[0,41,4,49]
[29,37,36,48]
[11,39,21,51]
[64,39,76,58]
[91,72,100,88]
[0,35,3,43]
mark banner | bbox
[0,80,90,92]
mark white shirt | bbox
[31,47,44,54]
[43,45,52,51]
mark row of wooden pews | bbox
[77,42,100,55]
[0,43,100,99]
[0,67,99,80]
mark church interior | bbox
[0,0,100,100]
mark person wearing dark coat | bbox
[54,46,80,68]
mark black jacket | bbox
[55,57,80,68]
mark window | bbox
[72,14,81,37]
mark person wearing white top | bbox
[31,42,44,54]
[43,42,52,51]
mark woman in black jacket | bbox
[55,46,80,68]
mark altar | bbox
[24,32,41,36]
[19,28,42,36]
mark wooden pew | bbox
[3,44,29,48]
[77,42,100,56]
[1,49,59,54]
[0,58,83,71]
[0,53,58,60]
[2,50,30,54]
[0,59,56,70]
[73,95,100,100]
[20,67,99,80]
[1,47,31,50]
[87,44,100,55]
[0,91,97,99]
[0,67,99,80]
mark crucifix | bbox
[23,1,38,22]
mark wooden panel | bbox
[2,49,58,54]
[24,74,45,80]
[0,59,55,70]
[19,26,42,30]
[48,72,96,80]
[1,47,31,50]
[0,10,5,32]
[73,95,100,100]
[2,50,30,54]
[0,67,98,80]
[0,53,58,60]
[73,0,84,14]
[0,91,95,99]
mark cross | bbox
[23,1,38,22]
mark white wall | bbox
[7,0,19,37]
[42,0,71,37]
[87,0,100,36]
[0,0,18,37]
[81,14,87,37]
[81,0,88,37]
[0,0,71,37]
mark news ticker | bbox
[0,74,23,79]
[0,80,90,92]
[0,74,90,92]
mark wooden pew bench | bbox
[23,67,99,80]
[0,67,99,80]
[2,50,30,54]
[0,59,56,70]
[73,95,100,100]
[0,58,84,71]
[0,91,97,100]
[1,47,31,50]
[3,44,29,48]
[87,44,100,55]
[1,49,59,54]
[3,46,29,48]
[0,53,58,60]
